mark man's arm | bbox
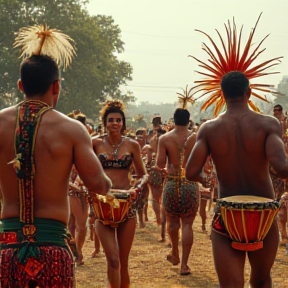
[155,135,166,169]
[131,140,147,176]
[185,126,210,185]
[266,118,288,179]
[73,122,111,195]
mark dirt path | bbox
[76,206,288,288]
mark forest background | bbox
[1,0,288,128]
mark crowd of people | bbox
[0,24,288,288]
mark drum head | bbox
[219,195,274,203]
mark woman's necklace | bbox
[106,136,124,159]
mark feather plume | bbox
[14,24,76,70]
[176,85,195,109]
[189,13,283,117]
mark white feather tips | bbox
[14,24,76,70]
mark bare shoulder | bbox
[186,132,196,142]
[142,144,151,152]
[158,130,172,142]
[248,112,281,131]
[92,134,104,145]
[125,136,140,148]
[0,105,17,119]
[45,110,89,142]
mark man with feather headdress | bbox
[0,25,111,288]
[186,71,288,287]
[185,14,288,287]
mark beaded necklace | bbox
[10,100,51,238]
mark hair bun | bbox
[105,100,125,112]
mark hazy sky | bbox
[87,0,288,104]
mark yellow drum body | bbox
[90,190,136,228]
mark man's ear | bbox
[52,80,60,95]
[18,79,24,92]
[247,87,251,99]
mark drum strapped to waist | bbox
[89,189,138,228]
[217,195,280,251]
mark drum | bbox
[217,195,280,251]
[90,189,137,228]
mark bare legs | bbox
[199,198,208,232]
[211,222,279,288]
[166,213,196,274]
[149,184,166,241]
[69,195,89,265]
[277,206,288,244]
[149,185,163,225]
[137,184,149,228]
[88,212,101,257]
[95,218,136,288]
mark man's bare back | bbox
[194,110,283,199]
[157,129,195,173]
[0,105,109,224]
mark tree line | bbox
[0,0,132,119]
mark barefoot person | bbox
[135,128,149,228]
[271,104,288,244]
[67,111,90,265]
[92,100,147,288]
[0,25,111,288]
[147,126,167,242]
[186,71,288,288]
[156,108,198,275]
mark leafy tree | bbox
[0,0,132,119]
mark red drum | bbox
[90,189,137,228]
[217,195,280,251]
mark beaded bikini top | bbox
[98,153,133,170]
[9,100,51,238]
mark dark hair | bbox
[136,128,146,135]
[74,113,86,126]
[147,129,153,136]
[100,100,126,134]
[273,104,283,111]
[20,55,59,97]
[221,71,249,99]
[152,116,162,126]
[173,108,190,126]
[157,128,166,135]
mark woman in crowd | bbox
[92,100,147,288]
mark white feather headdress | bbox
[14,24,76,70]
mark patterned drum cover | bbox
[217,195,280,251]
[90,190,136,228]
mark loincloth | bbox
[163,177,198,216]
[0,218,75,288]
[147,166,164,187]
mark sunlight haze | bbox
[87,0,288,105]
